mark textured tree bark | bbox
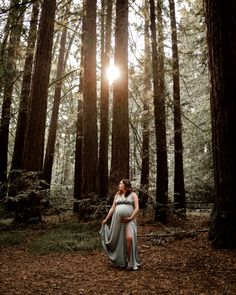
[205,0,236,248]
[74,100,83,201]
[140,0,151,197]
[82,0,98,196]
[74,4,85,201]
[0,0,24,182]
[11,2,39,170]
[149,0,168,222]
[43,22,68,185]
[169,0,186,215]
[98,0,113,198]
[22,0,56,171]
[0,0,15,95]
[109,0,129,195]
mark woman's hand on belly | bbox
[121,216,133,223]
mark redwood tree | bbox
[11,2,39,170]
[22,0,57,171]
[98,0,113,198]
[149,0,168,222]
[43,23,68,185]
[140,0,151,199]
[110,0,129,194]
[0,0,15,95]
[0,0,24,182]
[82,0,98,196]
[169,0,186,215]
[205,0,236,248]
[74,4,85,201]
[74,99,83,200]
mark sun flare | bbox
[106,59,120,84]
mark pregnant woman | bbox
[100,179,140,270]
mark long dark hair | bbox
[118,179,133,197]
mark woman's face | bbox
[119,181,125,192]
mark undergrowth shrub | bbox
[0,231,25,246]
[30,221,101,254]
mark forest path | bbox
[0,214,236,295]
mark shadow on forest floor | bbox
[0,211,236,295]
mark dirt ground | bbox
[0,213,236,295]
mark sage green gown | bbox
[100,193,140,270]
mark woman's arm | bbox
[130,192,139,219]
[102,195,117,224]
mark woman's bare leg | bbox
[125,225,132,265]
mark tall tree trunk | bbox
[0,0,24,182]
[140,0,151,202]
[205,0,236,248]
[82,0,98,196]
[74,99,83,200]
[0,0,14,95]
[11,1,39,170]
[169,0,186,215]
[110,0,129,194]
[74,3,85,201]
[149,0,168,222]
[22,0,57,171]
[43,24,68,185]
[157,0,168,221]
[98,0,113,198]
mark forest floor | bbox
[0,211,236,295]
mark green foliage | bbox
[30,221,101,254]
[48,185,74,212]
[73,195,110,221]
[0,201,15,222]
[0,231,25,247]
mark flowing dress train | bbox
[100,193,140,270]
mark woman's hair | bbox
[119,179,133,197]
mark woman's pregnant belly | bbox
[115,204,133,219]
